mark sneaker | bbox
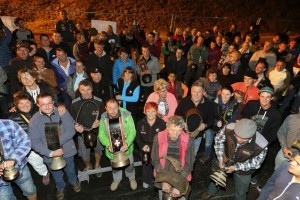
[83,166,92,171]
[130,179,137,190]
[199,156,209,164]
[42,172,50,185]
[143,182,149,189]
[110,181,119,191]
[250,176,258,185]
[56,189,64,200]
[73,181,81,193]
[95,165,103,178]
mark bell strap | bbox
[20,114,30,124]
[106,117,126,151]
[75,100,99,131]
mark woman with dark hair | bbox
[217,63,235,86]
[32,54,60,100]
[112,47,135,85]
[135,102,166,188]
[8,92,51,185]
[115,67,140,120]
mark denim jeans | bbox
[194,136,203,156]
[204,129,216,158]
[46,156,77,190]
[194,129,216,157]
[0,165,36,200]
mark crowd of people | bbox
[0,9,300,200]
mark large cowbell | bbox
[0,137,19,181]
[44,122,66,171]
[107,118,129,168]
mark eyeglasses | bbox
[39,102,54,108]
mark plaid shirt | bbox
[0,120,31,186]
[214,126,267,172]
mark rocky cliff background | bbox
[0,0,299,35]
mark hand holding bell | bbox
[53,149,63,157]
[0,160,19,181]
[75,123,84,133]
[197,123,206,132]
[171,188,181,198]
[142,145,150,152]
[218,160,225,169]
[91,120,100,129]
[2,160,15,168]
[225,165,235,174]
[120,143,128,152]
[162,182,172,193]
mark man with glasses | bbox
[28,93,80,200]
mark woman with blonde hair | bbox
[146,79,178,122]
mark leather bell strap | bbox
[75,100,99,131]
[106,117,126,152]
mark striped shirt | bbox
[214,126,267,172]
[0,120,31,186]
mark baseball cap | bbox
[259,86,274,95]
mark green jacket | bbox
[98,108,136,160]
[187,44,209,68]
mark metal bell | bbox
[83,131,97,148]
[51,156,67,171]
[142,151,150,165]
[3,166,20,181]
[111,151,130,168]
[209,170,227,188]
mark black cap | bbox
[244,69,258,79]
[90,67,103,74]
